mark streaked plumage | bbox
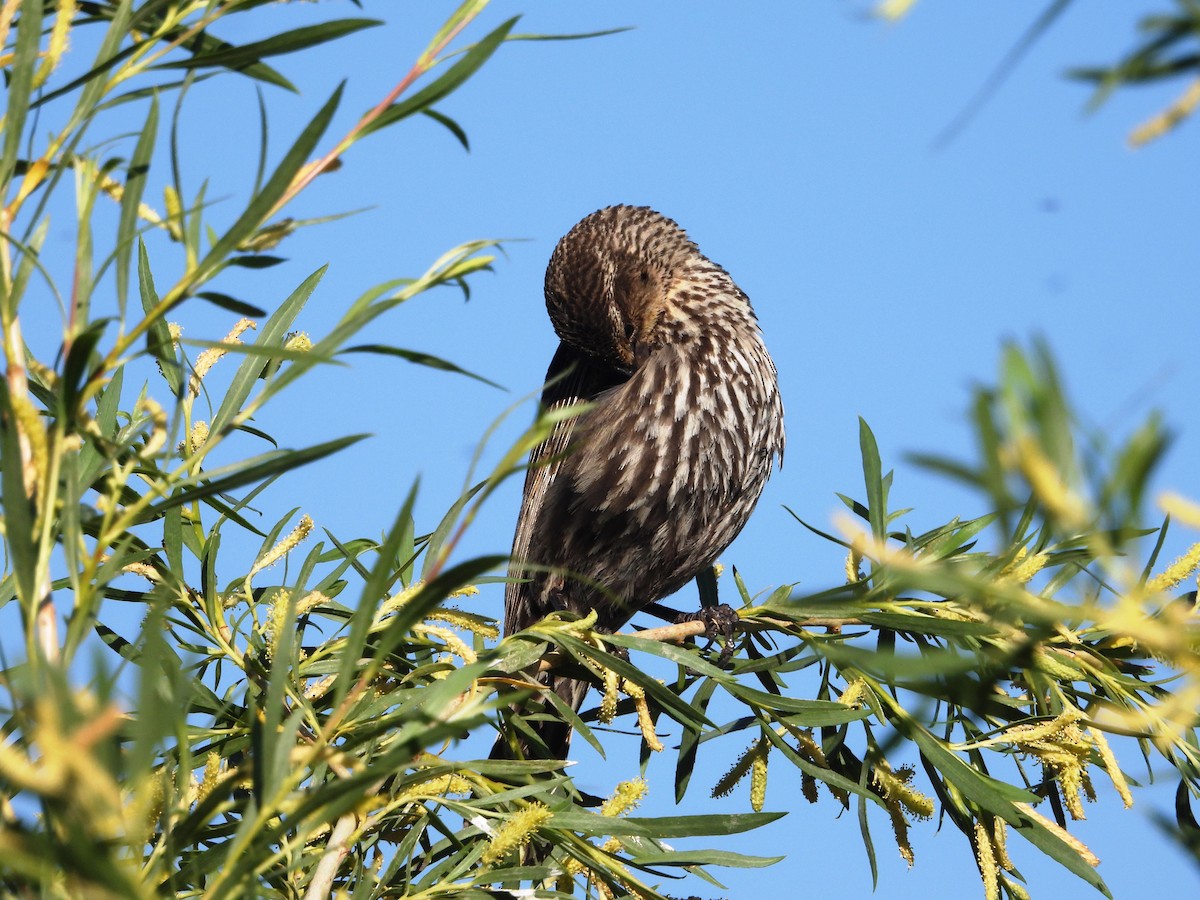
[501,205,784,759]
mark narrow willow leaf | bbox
[371,554,507,669]
[859,417,886,540]
[116,95,159,316]
[554,632,711,729]
[604,632,730,680]
[0,1,43,186]
[421,480,486,580]
[137,240,182,396]
[210,266,327,437]
[1012,809,1111,895]
[191,85,343,291]
[334,483,420,707]
[629,849,783,868]
[548,809,785,839]
[907,720,1035,820]
[146,434,367,518]
[0,381,38,610]
[361,18,519,137]
[676,678,718,802]
[342,344,503,389]
[421,108,470,150]
[195,292,267,317]
[154,19,382,78]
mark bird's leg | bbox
[674,604,740,666]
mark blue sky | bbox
[16,1,1200,896]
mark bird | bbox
[498,205,784,762]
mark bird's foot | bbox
[675,603,740,666]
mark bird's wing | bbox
[504,341,622,635]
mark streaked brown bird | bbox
[500,205,784,760]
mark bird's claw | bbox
[675,603,740,665]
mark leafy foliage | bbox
[0,3,1198,900]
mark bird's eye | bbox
[639,270,650,284]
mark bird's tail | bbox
[490,671,591,763]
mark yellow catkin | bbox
[9,393,48,495]
[1005,710,1091,820]
[872,763,934,820]
[601,778,647,817]
[801,772,819,804]
[876,0,916,20]
[1160,492,1200,528]
[1003,546,1049,583]
[284,331,312,352]
[599,667,620,724]
[750,740,769,812]
[1088,727,1133,809]
[1130,76,1200,147]
[1015,802,1100,866]
[184,420,208,453]
[792,728,829,767]
[425,609,498,639]
[189,318,257,396]
[245,515,313,596]
[121,561,161,582]
[417,623,476,664]
[711,561,725,578]
[974,821,999,900]
[196,753,222,804]
[1146,542,1200,594]
[481,802,552,865]
[1001,876,1032,900]
[396,773,472,804]
[136,397,167,459]
[0,1,21,55]
[886,801,914,867]
[838,678,869,709]
[263,589,326,661]
[712,742,758,799]
[992,817,1013,872]
[630,688,662,752]
[1012,436,1088,528]
[33,0,74,87]
[844,546,863,583]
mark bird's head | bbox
[543,205,701,374]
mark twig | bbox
[303,812,358,900]
[529,613,868,674]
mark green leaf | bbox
[421,108,470,150]
[0,0,42,188]
[904,717,1036,820]
[154,19,382,79]
[1013,807,1112,897]
[0,380,38,612]
[549,809,785,839]
[629,849,783,868]
[210,266,327,437]
[137,240,183,396]
[145,434,367,518]
[859,417,886,540]
[342,344,503,389]
[334,485,419,708]
[361,17,518,137]
[189,85,343,293]
[371,555,507,669]
[115,95,158,318]
[195,292,268,318]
